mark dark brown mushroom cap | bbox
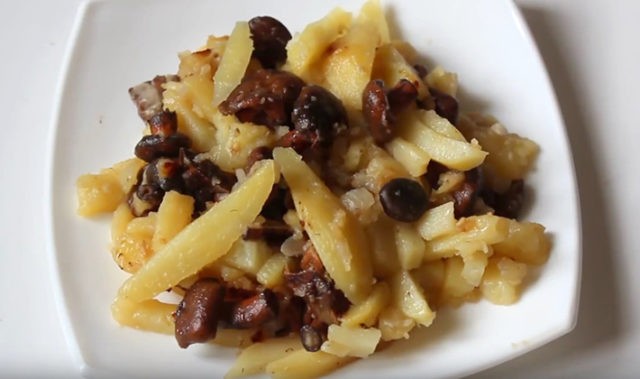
[249,16,292,69]
[219,69,305,128]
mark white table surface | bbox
[1,0,638,378]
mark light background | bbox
[1,0,638,377]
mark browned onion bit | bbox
[379,178,430,222]
[248,16,292,69]
[174,278,225,348]
[219,69,305,128]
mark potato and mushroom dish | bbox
[75,1,551,377]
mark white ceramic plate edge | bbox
[45,0,95,376]
[507,0,582,333]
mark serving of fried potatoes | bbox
[76,1,551,378]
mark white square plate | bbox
[47,0,581,378]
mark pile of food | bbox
[76,1,551,377]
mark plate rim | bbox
[46,0,96,375]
